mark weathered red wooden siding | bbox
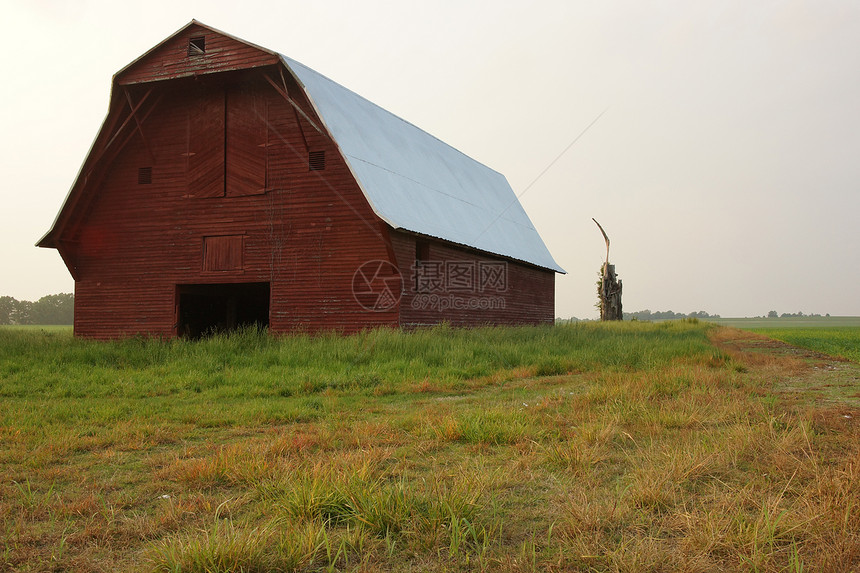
[390,231,555,328]
[116,23,279,86]
[54,25,557,338]
[69,68,399,338]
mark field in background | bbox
[743,328,860,364]
[708,316,860,328]
[707,317,860,364]
[0,325,72,333]
[1,322,859,572]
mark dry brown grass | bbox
[2,324,859,571]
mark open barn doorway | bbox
[176,282,270,339]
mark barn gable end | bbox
[39,21,561,338]
[115,21,280,86]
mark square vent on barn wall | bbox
[309,150,325,171]
[188,36,206,56]
[138,167,152,184]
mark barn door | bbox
[186,88,226,198]
[226,86,268,197]
[176,282,270,339]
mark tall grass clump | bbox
[256,455,497,550]
[147,517,322,573]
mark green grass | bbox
[1,321,859,572]
[743,327,860,364]
[703,316,860,364]
[708,316,860,329]
[0,324,72,333]
[0,320,713,403]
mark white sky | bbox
[2,0,859,318]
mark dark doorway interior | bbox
[177,282,270,338]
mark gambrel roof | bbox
[281,56,564,273]
[40,21,563,273]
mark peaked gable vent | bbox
[188,36,206,56]
[309,150,325,171]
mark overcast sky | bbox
[2,0,859,319]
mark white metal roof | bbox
[281,56,565,273]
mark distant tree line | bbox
[558,309,720,323]
[765,310,829,318]
[0,294,74,325]
[624,309,720,321]
[558,309,832,323]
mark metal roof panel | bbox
[282,55,564,273]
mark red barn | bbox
[38,21,564,338]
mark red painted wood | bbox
[226,84,267,196]
[187,87,225,198]
[47,25,556,339]
[203,235,244,271]
[116,23,279,86]
[391,231,555,328]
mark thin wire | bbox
[472,107,609,241]
[517,107,609,200]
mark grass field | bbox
[708,316,860,329]
[743,328,860,364]
[1,321,859,572]
[706,316,860,364]
[0,325,72,334]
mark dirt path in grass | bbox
[710,326,860,409]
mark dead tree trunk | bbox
[593,218,623,321]
[599,263,623,321]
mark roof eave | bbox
[392,226,566,274]
[277,54,397,234]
